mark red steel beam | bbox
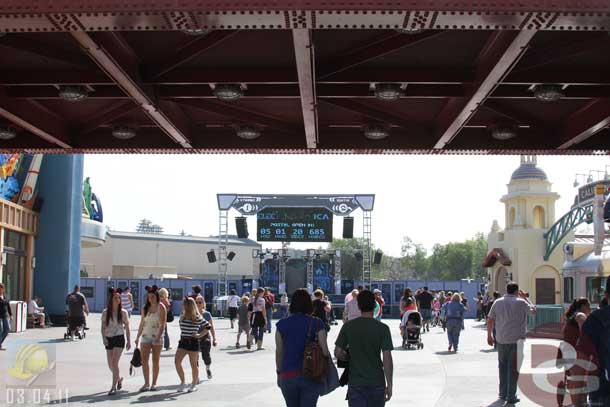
[145,30,240,79]
[293,29,318,149]
[0,36,92,68]
[319,30,445,80]
[0,89,71,148]
[433,30,536,149]
[71,31,192,148]
[481,100,548,128]
[558,99,610,149]
[2,1,608,13]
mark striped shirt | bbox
[121,292,133,312]
[179,316,210,338]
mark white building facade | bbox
[81,231,261,280]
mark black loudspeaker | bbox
[236,217,249,238]
[343,217,354,239]
[227,251,236,261]
[354,252,363,262]
[207,250,217,263]
[374,250,383,265]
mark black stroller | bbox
[401,311,423,350]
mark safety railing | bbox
[527,305,564,338]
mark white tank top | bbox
[142,308,161,336]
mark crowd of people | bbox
[1,278,610,406]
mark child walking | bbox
[236,296,251,350]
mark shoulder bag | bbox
[303,317,328,381]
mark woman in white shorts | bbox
[135,286,166,392]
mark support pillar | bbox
[34,155,84,322]
[0,226,4,285]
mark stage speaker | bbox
[374,250,383,265]
[354,252,363,262]
[236,217,249,238]
[206,250,217,263]
[227,251,236,261]
[343,217,354,239]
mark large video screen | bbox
[257,207,333,242]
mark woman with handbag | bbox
[134,286,166,392]
[101,288,131,396]
[275,288,330,407]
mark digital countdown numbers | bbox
[256,207,333,242]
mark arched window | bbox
[533,206,546,228]
[509,207,516,228]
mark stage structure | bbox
[216,194,375,295]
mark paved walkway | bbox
[0,315,559,406]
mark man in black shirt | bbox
[415,286,434,332]
[312,289,331,331]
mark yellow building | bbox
[485,155,570,304]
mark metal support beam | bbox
[0,36,92,68]
[218,210,229,297]
[71,31,192,148]
[145,30,239,79]
[433,30,536,149]
[292,29,318,149]
[323,98,428,129]
[0,89,71,148]
[558,99,610,149]
[362,210,372,288]
[78,101,139,136]
[319,30,445,80]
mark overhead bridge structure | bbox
[0,1,610,153]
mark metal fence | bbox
[527,304,564,334]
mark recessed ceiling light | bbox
[490,125,517,140]
[534,84,564,102]
[363,125,389,140]
[58,85,88,102]
[395,27,425,35]
[0,127,17,140]
[374,83,402,101]
[0,32,7,38]
[236,125,261,140]
[112,126,137,140]
[182,28,209,36]
[214,84,244,102]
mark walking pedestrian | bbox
[195,296,217,380]
[486,282,536,404]
[415,286,434,332]
[134,285,167,392]
[344,289,361,322]
[335,290,393,406]
[373,289,385,321]
[264,288,275,333]
[175,297,210,393]
[312,289,331,331]
[444,293,467,352]
[280,293,289,319]
[120,287,134,317]
[251,287,268,350]
[101,288,131,395]
[576,276,610,405]
[66,285,89,341]
[0,283,12,350]
[227,289,240,329]
[158,288,172,351]
[276,288,330,407]
[236,296,251,349]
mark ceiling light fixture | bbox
[58,85,88,102]
[533,84,564,102]
[374,83,402,101]
[395,27,425,35]
[363,124,389,140]
[214,84,244,102]
[0,32,7,38]
[112,126,137,140]
[490,124,518,141]
[0,127,17,140]
[236,125,261,140]
[182,28,209,36]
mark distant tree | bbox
[136,218,164,234]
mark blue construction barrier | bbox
[81,278,486,319]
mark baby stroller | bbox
[63,311,86,340]
[401,311,423,350]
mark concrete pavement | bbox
[0,315,560,406]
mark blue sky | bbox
[84,154,609,256]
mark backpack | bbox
[303,317,327,381]
[130,348,142,376]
